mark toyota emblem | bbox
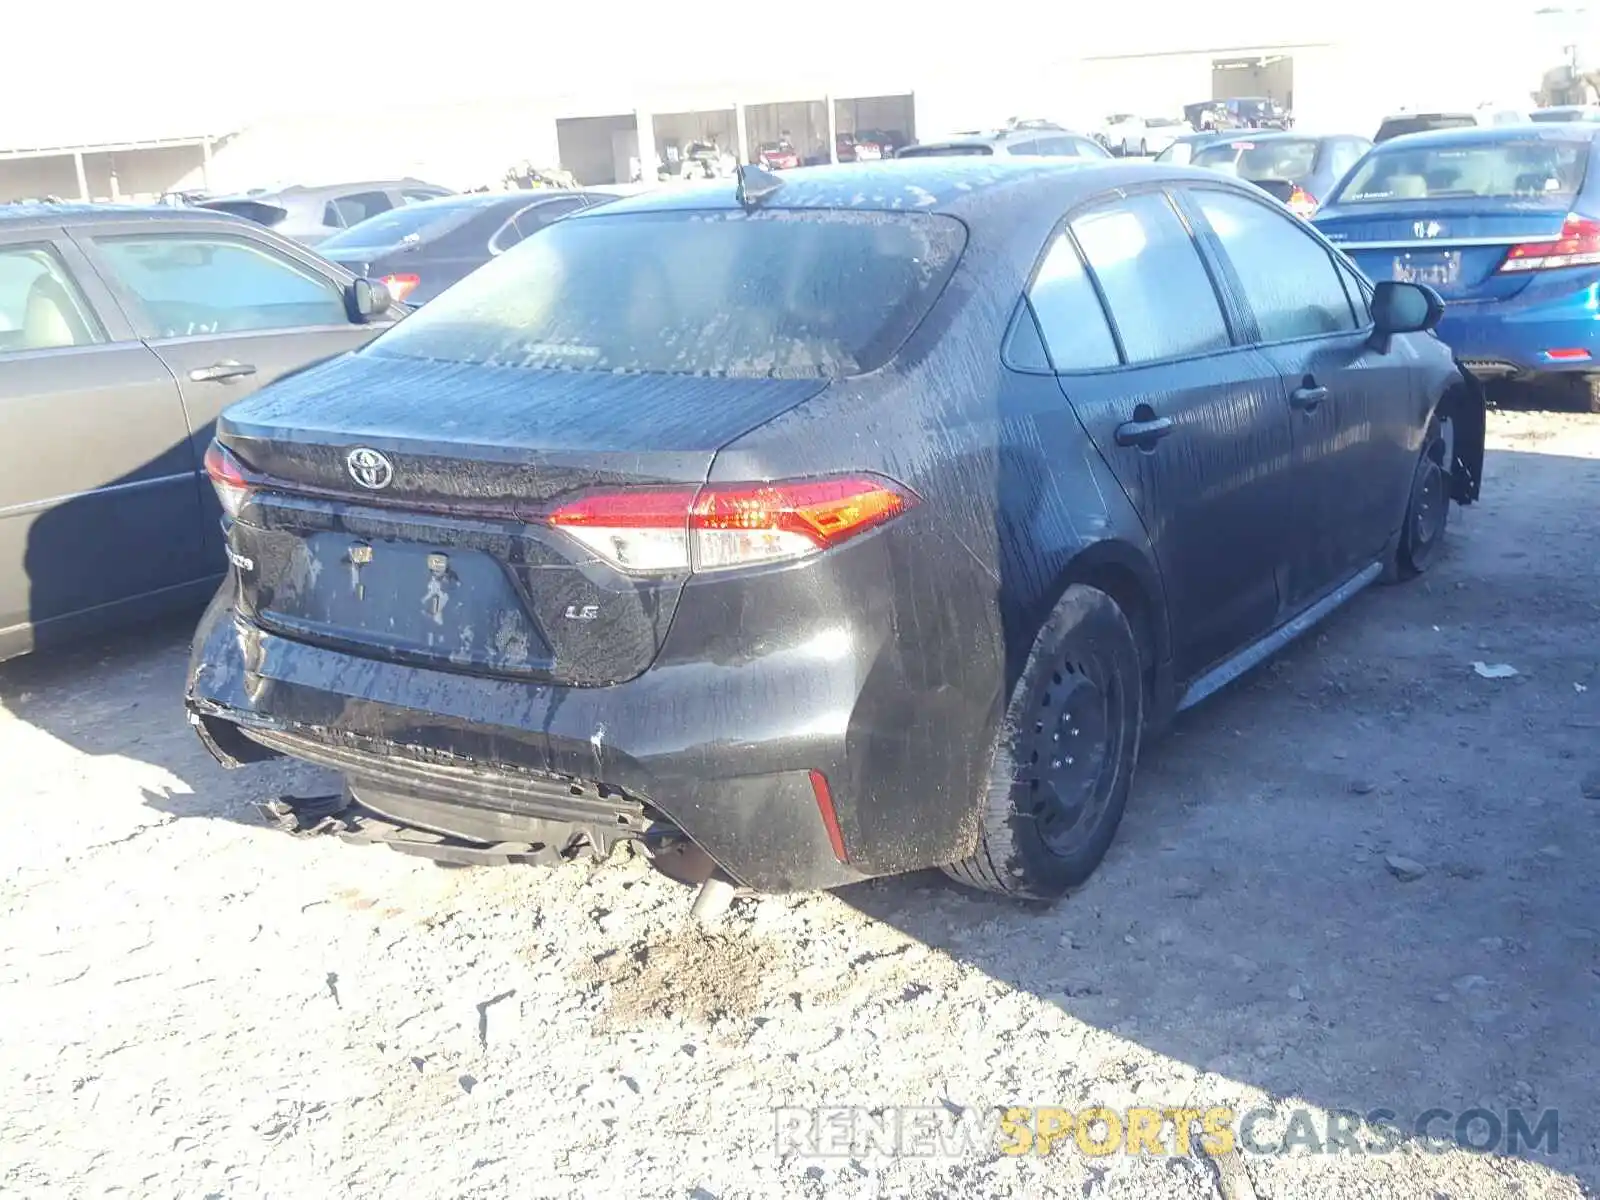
[346,447,394,490]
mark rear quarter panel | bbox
[705,209,1161,875]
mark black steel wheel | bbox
[1391,412,1452,579]
[943,584,1143,901]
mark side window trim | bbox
[1020,183,1245,373]
[1176,183,1364,348]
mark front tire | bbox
[942,585,1143,901]
[1138,139,1148,156]
[1386,411,1452,581]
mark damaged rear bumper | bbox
[185,586,872,893]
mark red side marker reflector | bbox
[809,770,848,862]
[1543,347,1591,361]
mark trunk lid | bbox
[218,352,829,685]
[1315,202,1572,302]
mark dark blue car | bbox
[1314,124,1600,408]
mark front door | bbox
[1031,189,1296,680]
[72,222,391,566]
[1183,186,1418,605]
[0,232,201,650]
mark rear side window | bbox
[367,208,966,378]
[1027,233,1118,370]
[1337,137,1590,203]
[1191,189,1357,342]
[0,245,104,352]
[332,191,394,226]
[1069,193,1229,364]
[95,236,349,337]
[1007,140,1041,156]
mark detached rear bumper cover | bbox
[185,587,872,892]
[1438,286,1600,377]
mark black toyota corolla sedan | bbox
[185,159,1484,905]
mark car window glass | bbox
[1327,139,1369,180]
[1192,189,1357,341]
[321,202,345,229]
[333,191,394,226]
[1069,192,1229,363]
[1007,140,1041,157]
[1337,259,1373,324]
[0,245,104,353]
[1028,232,1119,370]
[96,236,349,337]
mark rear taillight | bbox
[1287,187,1318,218]
[544,475,917,575]
[1499,213,1600,272]
[380,273,420,302]
[203,441,252,520]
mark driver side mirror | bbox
[347,277,393,324]
[1369,280,1444,354]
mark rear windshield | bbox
[897,144,993,158]
[320,202,481,253]
[1375,116,1476,142]
[1335,137,1590,203]
[364,208,966,378]
[1193,138,1319,180]
[201,200,287,227]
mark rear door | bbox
[72,219,394,568]
[1031,188,1295,679]
[0,229,202,646]
[1185,186,1415,604]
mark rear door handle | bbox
[1290,384,1328,412]
[1114,415,1174,448]
[188,361,257,384]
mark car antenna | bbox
[735,163,785,209]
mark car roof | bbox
[569,158,1231,223]
[1369,122,1600,149]
[206,180,445,203]
[0,202,256,231]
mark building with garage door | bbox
[0,1,1590,201]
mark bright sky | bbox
[6,0,1593,147]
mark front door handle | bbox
[188,360,257,384]
[1290,384,1328,412]
[1114,415,1174,448]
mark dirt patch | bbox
[579,928,786,1029]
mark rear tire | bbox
[1583,376,1600,414]
[1384,411,1452,582]
[941,585,1143,901]
[1138,139,1148,156]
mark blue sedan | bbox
[1314,124,1600,409]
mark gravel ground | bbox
[2,406,1599,1200]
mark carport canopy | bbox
[0,134,221,202]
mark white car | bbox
[1099,115,1187,157]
